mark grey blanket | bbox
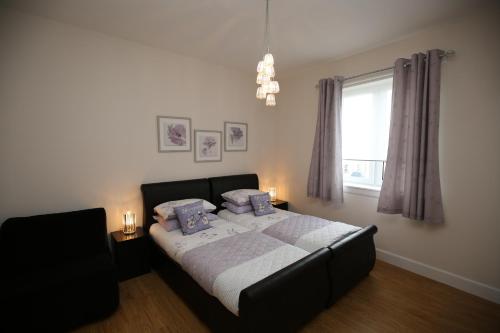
[262,215,360,252]
[262,215,331,245]
[181,231,284,293]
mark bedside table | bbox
[272,199,288,211]
[111,227,150,281]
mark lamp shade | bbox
[269,81,280,94]
[257,72,271,85]
[263,53,274,66]
[261,81,270,94]
[263,65,275,78]
[256,60,264,73]
[268,187,277,202]
[256,72,264,84]
[123,211,136,235]
[266,93,276,106]
[256,86,266,99]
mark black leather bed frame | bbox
[209,174,378,306]
[141,177,331,333]
[140,174,377,332]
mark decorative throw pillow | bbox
[222,202,254,214]
[154,213,218,232]
[221,189,266,206]
[249,193,275,216]
[174,200,212,235]
[154,199,216,220]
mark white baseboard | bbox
[376,248,500,304]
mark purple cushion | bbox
[174,201,212,235]
[222,202,254,214]
[249,193,275,216]
[155,213,218,232]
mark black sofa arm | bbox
[1,208,109,273]
[239,248,331,333]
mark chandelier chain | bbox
[265,0,270,53]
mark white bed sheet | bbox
[217,208,299,232]
[149,218,250,264]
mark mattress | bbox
[217,209,361,252]
[150,218,308,315]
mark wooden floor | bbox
[74,260,500,332]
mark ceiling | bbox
[4,0,488,73]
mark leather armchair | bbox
[0,208,119,332]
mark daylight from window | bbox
[342,76,393,189]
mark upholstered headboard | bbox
[208,174,259,210]
[140,178,211,233]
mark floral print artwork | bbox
[195,130,221,162]
[158,116,191,152]
[201,135,218,157]
[229,127,244,145]
[224,122,247,151]
[166,123,186,146]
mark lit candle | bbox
[123,210,136,235]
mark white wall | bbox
[274,4,500,293]
[0,9,276,231]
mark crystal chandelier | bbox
[256,0,279,106]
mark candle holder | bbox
[123,211,136,235]
[268,187,277,202]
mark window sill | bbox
[344,184,380,198]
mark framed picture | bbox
[194,130,222,162]
[224,121,248,151]
[157,116,191,152]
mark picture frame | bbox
[194,130,222,162]
[157,116,192,152]
[224,121,248,151]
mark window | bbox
[342,74,393,190]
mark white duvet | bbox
[217,208,361,253]
[150,218,249,264]
[149,218,308,315]
[217,208,299,232]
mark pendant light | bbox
[256,0,279,107]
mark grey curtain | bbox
[378,49,444,223]
[307,76,344,207]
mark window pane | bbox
[342,77,392,161]
[341,75,392,188]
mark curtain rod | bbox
[315,50,455,88]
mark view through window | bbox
[342,75,393,189]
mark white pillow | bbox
[154,199,216,220]
[221,189,266,206]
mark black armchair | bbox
[0,208,119,332]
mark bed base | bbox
[327,224,377,305]
[141,175,378,332]
[149,235,331,333]
[208,174,379,307]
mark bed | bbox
[141,178,332,333]
[209,173,378,305]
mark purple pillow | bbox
[222,202,254,214]
[174,201,212,235]
[155,213,218,232]
[249,193,275,216]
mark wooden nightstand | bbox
[111,227,150,281]
[272,199,288,211]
